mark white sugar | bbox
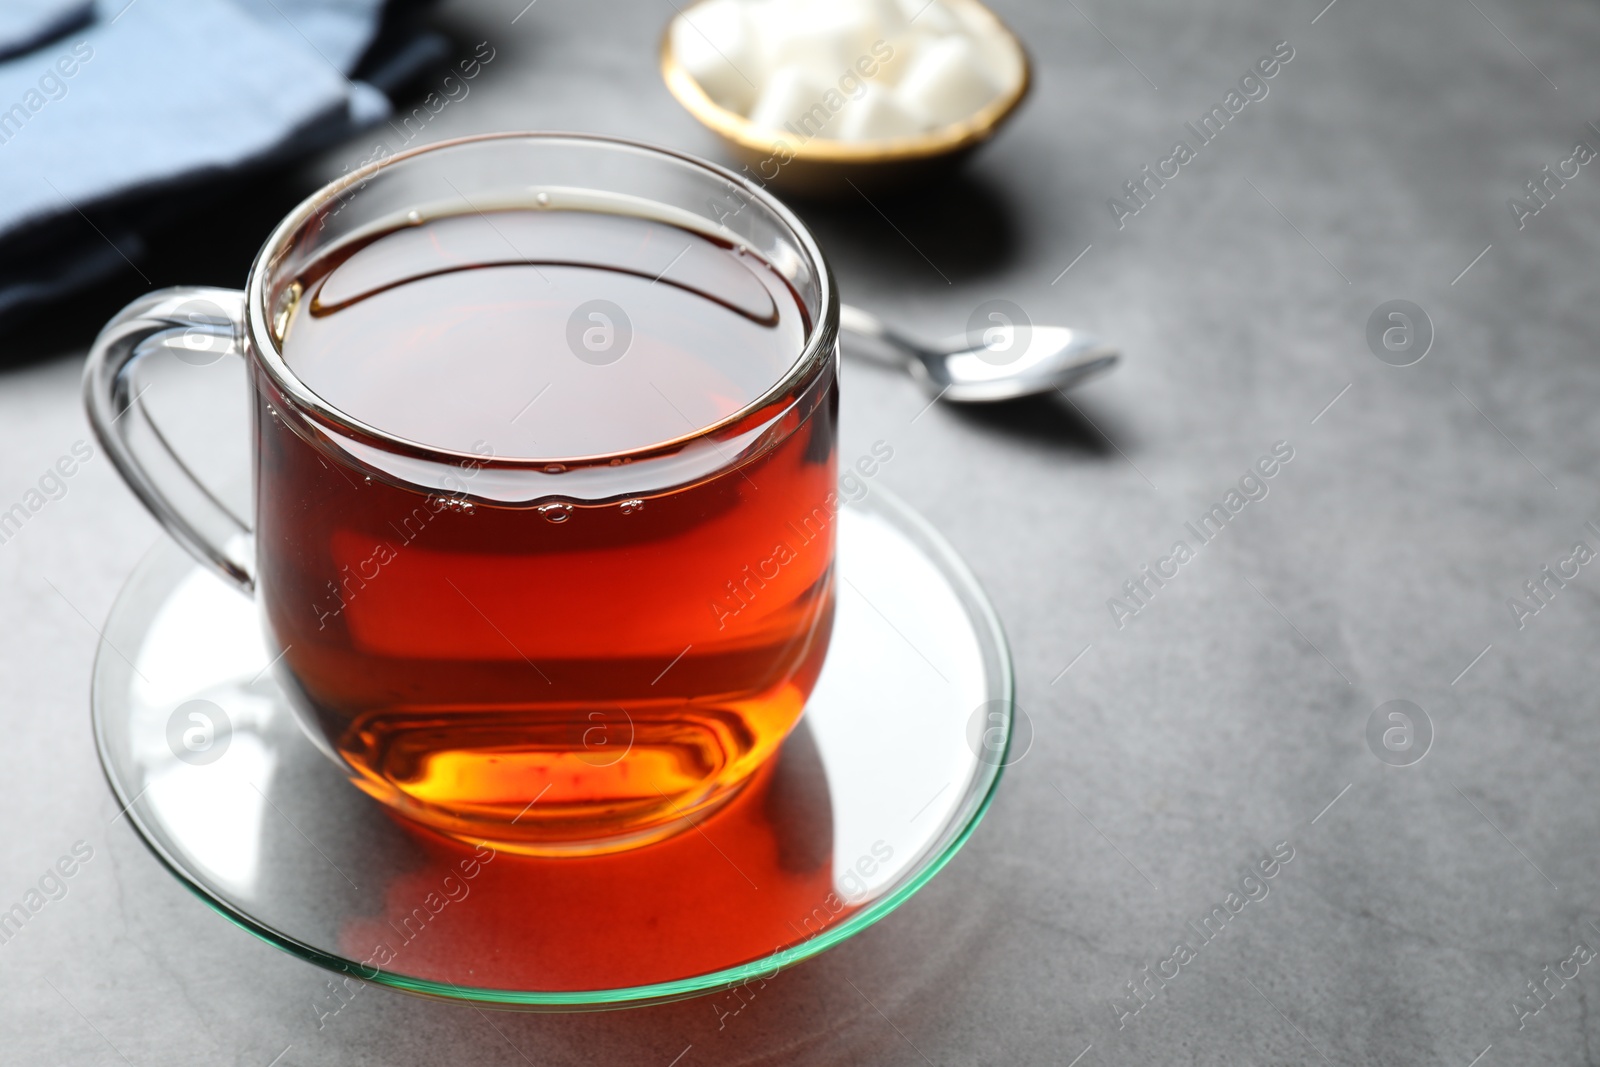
[675,0,1015,143]
[894,34,1001,128]
[836,83,926,140]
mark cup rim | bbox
[244,130,837,469]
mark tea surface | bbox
[280,208,808,457]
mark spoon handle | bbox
[838,304,920,367]
[838,303,888,341]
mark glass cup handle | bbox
[82,286,256,595]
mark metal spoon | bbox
[839,304,1119,403]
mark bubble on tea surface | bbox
[619,498,645,515]
[539,502,573,523]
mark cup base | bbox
[270,629,832,856]
[343,751,756,858]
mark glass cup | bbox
[84,133,840,856]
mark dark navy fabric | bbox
[0,0,94,62]
[0,0,438,329]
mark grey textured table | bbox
[5,0,1600,1063]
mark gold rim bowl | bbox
[660,0,1031,196]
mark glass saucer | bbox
[91,488,1014,1009]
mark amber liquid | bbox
[256,207,836,854]
[338,722,862,993]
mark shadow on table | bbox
[944,391,1131,458]
[792,169,1022,287]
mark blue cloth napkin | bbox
[0,0,443,330]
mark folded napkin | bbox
[0,0,444,332]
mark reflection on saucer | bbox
[339,721,850,991]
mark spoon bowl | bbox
[839,304,1119,403]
